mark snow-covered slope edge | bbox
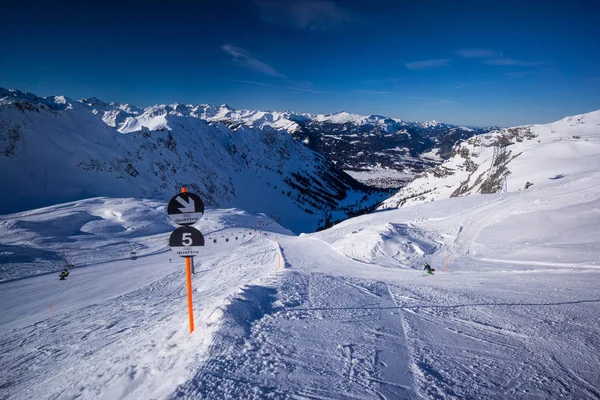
[0,89,387,234]
[316,169,600,270]
[380,110,600,208]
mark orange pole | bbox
[186,257,195,334]
[183,186,193,333]
[446,256,449,272]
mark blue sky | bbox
[1,0,599,126]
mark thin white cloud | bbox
[402,95,456,106]
[225,79,279,88]
[288,80,317,92]
[359,78,401,85]
[483,58,541,66]
[223,78,319,93]
[457,48,499,58]
[221,45,286,78]
[480,71,537,85]
[505,71,533,78]
[458,49,546,68]
[355,90,395,95]
[404,59,450,70]
[255,0,353,30]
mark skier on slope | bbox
[59,268,70,280]
[423,263,435,274]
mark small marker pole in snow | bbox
[446,256,449,272]
[49,304,54,316]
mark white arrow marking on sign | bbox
[176,196,195,213]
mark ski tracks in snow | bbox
[385,279,600,400]
[170,270,418,400]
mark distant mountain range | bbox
[0,88,499,190]
[94,99,498,189]
[0,88,390,233]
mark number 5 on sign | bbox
[169,226,204,257]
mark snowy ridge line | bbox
[251,232,284,271]
[477,258,600,269]
[262,236,287,270]
[0,87,463,133]
[423,196,506,223]
[168,262,285,397]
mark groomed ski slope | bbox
[1,171,600,399]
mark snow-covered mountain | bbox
[225,108,498,188]
[0,88,389,234]
[1,88,496,192]
[114,101,493,190]
[381,110,600,208]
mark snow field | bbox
[0,204,287,399]
[1,168,599,399]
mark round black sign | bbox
[169,226,205,258]
[167,192,205,225]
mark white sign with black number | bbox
[169,226,205,258]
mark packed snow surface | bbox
[1,169,599,399]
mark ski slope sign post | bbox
[168,187,205,334]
